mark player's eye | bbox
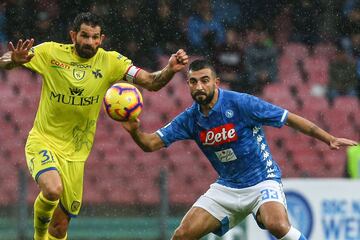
[201,77,210,83]
[189,79,197,85]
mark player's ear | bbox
[215,77,220,86]
[69,31,77,44]
[100,34,106,44]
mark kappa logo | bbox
[92,69,103,79]
[200,123,238,146]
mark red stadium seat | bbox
[332,96,359,114]
[303,56,329,85]
[313,42,337,60]
[282,43,309,61]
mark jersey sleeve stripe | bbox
[125,65,142,83]
[156,130,164,137]
[280,110,288,123]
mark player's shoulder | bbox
[220,88,249,101]
[182,103,201,122]
[97,48,131,64]
[51,42,73,51]
[97,48,123,58]
[32,41,71,54]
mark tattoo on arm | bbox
[151,66,175,91]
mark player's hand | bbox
[8,38,35,65]
[329,137,358,150]
[168,49,189,72]
[121,118,140,133]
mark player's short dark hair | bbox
[72,12,104,33]
[189,59,217,77]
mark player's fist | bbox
[168,49,189,72]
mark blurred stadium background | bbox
[0,0,359,239]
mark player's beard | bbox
[75,43,99,59]
[192,89,215,105]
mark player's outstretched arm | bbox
[0,39,34,69]
[134,49,189,91]
[121,119,165,152]
[286,112,358,149]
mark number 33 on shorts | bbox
[261,189,279,200]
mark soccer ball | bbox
[103,83,143,121]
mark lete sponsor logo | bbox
[200,123,238,146]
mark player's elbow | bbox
[141,145,156,152]
[141,141,161,152]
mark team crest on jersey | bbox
[225,109,234,118]
[73,69,85,80]
[200,123,238,146]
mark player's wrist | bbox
[165,63,176,74]
[0,52,16,69]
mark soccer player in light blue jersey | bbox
[121,59,358,240]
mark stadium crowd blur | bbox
[0,0,359,207]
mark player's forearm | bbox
[0,51,19,69]
[129,130,157,152]
[148,64,175,91]
[286,113,334,145]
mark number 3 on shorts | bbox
[261,189,279,201]
[39,149,55,165]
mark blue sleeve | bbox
[156,112,192,147]
[238,94,288,128]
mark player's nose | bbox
[194,81,204,90]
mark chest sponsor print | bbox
[200,123,238,146]
[215,148,237,162]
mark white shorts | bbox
[193,180,286,236]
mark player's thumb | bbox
[26,54,35,61]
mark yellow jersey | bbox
[23,42,136,161]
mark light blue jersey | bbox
[156,89,288,188]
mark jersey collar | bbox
[196,88,223,117]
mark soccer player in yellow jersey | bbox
[0,12,188,240]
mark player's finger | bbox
[177,50,187,58]
[21,39,30,51]
[345,140,358,146]
[338,138,358,146]
[173,53,182,64]
[26,54,35,61]
[28,38,34,50]
[23,38,34,51]
[176,49,185,55]
[181,58,189,65]
[179,54,189,62]
[16,39,22,50]
[8,41,15,51]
